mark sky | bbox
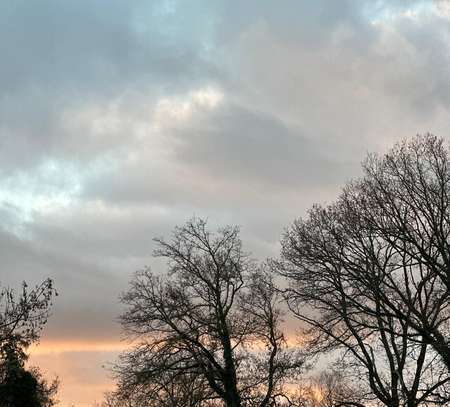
[1,0,450,405]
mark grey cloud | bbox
[0,223,125,340]
[0,0,219,173]
[0,0,441,175]
[218,4,450,160]
[171,104,358,187]
[380,16,450,115]
[1,0,447,339]
[0,0,213,93]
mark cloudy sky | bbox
[2,0,450,405]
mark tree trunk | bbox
[430,330,450,373]
[222,341,241,407]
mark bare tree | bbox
[308,370,365,407]
[278,135,450,406]
[351,134,450,370]
[113,218,303,407]
[284,370,366,407]
[0,279,56,348]
[0,278,58,406]
[102,372,220,407]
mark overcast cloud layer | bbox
[2,1,450,405]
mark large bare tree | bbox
[352,134,450,370]
[278,135,450,406]
[113,218,303,407]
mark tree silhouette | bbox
[0,340,58,407]
[112,218,303,407]
[0,279,58,406]
[279,135,450,406]
[0,279,56,349]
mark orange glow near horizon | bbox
[29,340,129,355]
[27,334,304,406]
[28,340,128,407]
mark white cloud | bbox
[154,86,224,125]
[0,160,82,224]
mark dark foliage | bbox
[0,279,58,406]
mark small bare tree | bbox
[101,373,215,407]
[113,218,303,407]
[0,279,56,348]
[0,278,58,407]
[278,135,450,406]
[308,371,365,407]
[284,370,365,407]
